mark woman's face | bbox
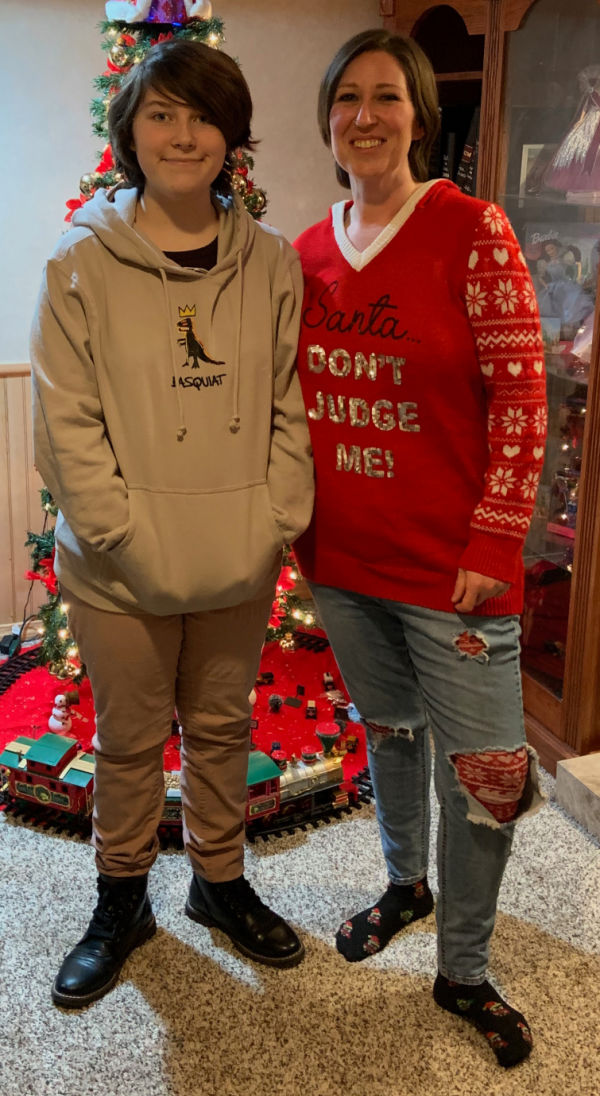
[329,50,423,190]
[131,88,227,204]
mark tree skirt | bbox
[0,636,368,825]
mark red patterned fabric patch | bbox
[453,630,489,662]
[451,748,529,822]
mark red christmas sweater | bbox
[293,180,547,616]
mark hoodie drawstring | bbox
[228,250,243,434]
[161,269,188,442]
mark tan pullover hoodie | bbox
[30,187,314,615]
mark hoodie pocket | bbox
[108,482,283,614]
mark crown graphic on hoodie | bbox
[178,304,196,318]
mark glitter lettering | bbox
[307,345,327,373]
[336,443,362,473]
[306,346,405,383]
[349,398,371,427]
[336,444,395,478]
[307,392,324,421]
[398,402,420,432]
[329,348,352,377]
[354,352,379,381]
[326,394,347,424]
[307,391,420,432]
[372,400,395,431]
[386,356,404,384]
[364,448,385,477]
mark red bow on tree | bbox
[64,196,86,223]
[95,146,115,174]
[25,550,58,595]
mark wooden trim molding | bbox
[502,0,538,32]
[0,363,31,379]
[382,0,488,36]
[524,712,578,778]
[477,0,506,202]
[522,671,561,739]
[562,292,600,755]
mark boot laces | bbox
[87,880,145,943]
[218,876,267,917]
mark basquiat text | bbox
[171,373,227,389]
[305,344,421,479]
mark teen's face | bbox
[131,88,227,203]
[329,50,423,188]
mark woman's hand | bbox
[451,568,510,613]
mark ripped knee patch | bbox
[364,719,413,743]
[452,629,489,663]
[451,747,529,823]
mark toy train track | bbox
[2,767,374,845]
[0,647,41,696]
[0,794,92,838]
[1,719,373,845]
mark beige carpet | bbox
[1,768,598,1096]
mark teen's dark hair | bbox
[108,38,255,194]
[317,29,440,187]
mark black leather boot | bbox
[52,873,156,1008]
[185,873,304,968]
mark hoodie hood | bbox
[72,185,253,277]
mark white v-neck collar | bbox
[331,179,440,271]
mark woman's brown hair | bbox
[317,29,440,187]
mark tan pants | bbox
[62,585,274,881]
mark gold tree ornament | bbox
[79,174,95,196]
[232,174,248,196]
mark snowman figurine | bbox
[48,694,73,734]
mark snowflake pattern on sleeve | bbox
[465,204,547,541]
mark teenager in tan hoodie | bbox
[31,38,314,1009]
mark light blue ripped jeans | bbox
[309,582,546,985]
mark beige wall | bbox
[0,0,379,366]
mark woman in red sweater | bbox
[294,29,547,1069]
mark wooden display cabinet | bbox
[382,0,600,772]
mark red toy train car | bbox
[0,732,94,816]
[1,731,357,833]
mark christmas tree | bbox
[22,1,315,680]
[66,1,267,223]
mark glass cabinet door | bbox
[497,0,600,699]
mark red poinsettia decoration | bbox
[64,196,87,223]
[95,145,115,174]
[150,31,175,45]
[275,565,297,595]
[25,549,58,596]
[268,604,284,629]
